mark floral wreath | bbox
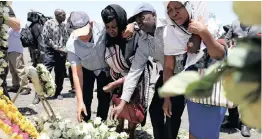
[0,90,39,139]
[0,1,9,93]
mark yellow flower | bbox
[0,94,39,138]
[12,133,18,139]
[6,111,13,119]
[16,134,23,139]
[3,124,12,134]
[12,133,23,139]
[0,99,6,109]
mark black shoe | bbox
[7,86,19,92]
[69,89,75,93]
[49,94,63,100]
[20,88,31,95]
[221,120,239,129]
[241,125,251,137]
[32,94,40,105]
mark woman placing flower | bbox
[163,1,229,139]
[101,4,152,139]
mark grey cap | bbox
[69,11,92,37]
[70,11,90,29]
[127,2,156,23]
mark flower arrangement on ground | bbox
[35,115,129,139]
[0,90,39,139]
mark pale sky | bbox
[12,1,238,27]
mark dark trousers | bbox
[149,71,186,139]
[43,49,66,97]
[82,67,111,121]
[2,66,9,99]
[228,107,239,123]
[68,66,74,89]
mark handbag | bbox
[112,94,145,124]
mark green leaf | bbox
[159,62,228,98]
[185,62,228,98]
[227,40,261,68]
[158,71,200,98]
[223,70,260,105]
[238,97,261,129]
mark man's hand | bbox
[122,23,135,39]
[110,103,125,121]
[77,101,87,122]
[162,97,172,118]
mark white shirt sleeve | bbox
[163,25,187,56]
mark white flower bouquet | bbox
[36,64,56,98]
[35,115,129,139]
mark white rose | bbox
[77,123,89,134]
[58,121,66,130]
[37,64,46,70]
[109,127,116,132]
[33,116,38,122]
[93,117,102,126]
[53,129,62,138]
[65,62,70,69]
[47,130,54,137]
[83,135,92,139]
[38,122,44,131]
[43,122,52,131]
[41,115,49,122]
[45,82,52,88]
[62,130,68,138]
[0,79,3,85]
[83,122,94,130]
[3,41,8,48]
[1,24,8,31]
[67,128,80,138]
[48,73,53,79]
[66,129,73,138]
[92,128,100,137]
[65,122,73,129]
[53,121,60,129]
[41,73,49,82]
[47,88,55,97]
[3,7,10,13]
[108,135,117,139]
[0,68,4,73]
[1,61,7,68]
[39,132,51,139]
[119,132,129,138]
[56,115,62,120]
[0,52,5,58]
[99,123,108,132]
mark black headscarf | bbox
[101,4,128,54]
